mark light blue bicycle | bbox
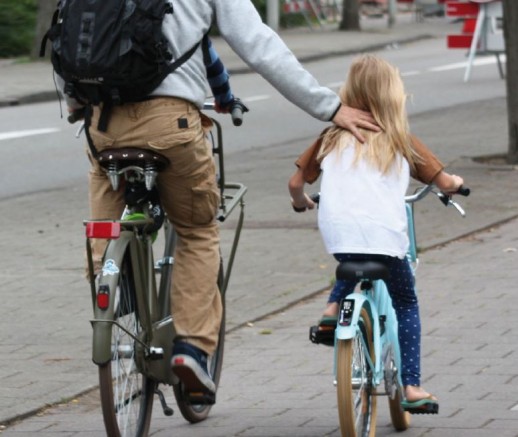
[310,184,469,437]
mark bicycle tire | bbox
[98,251,155,437]
[336,307,377,437]
[172,262,226,423]
[388,388,411,431]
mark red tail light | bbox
[97,285,110,310]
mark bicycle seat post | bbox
[107,162,120,191]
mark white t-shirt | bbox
[318,142,410,259]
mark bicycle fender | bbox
[91,231,133,365]
[335,294,372,340]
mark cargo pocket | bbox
[191,178,219,225]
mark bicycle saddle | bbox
[97,147,170,171]
[336,261,390,281]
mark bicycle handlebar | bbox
[203,98,249,127]
[67,107,86,124]
[405,184,470,202]
[306,184,470,216]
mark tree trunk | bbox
[502,0,518,163]
[339,0,361,31]
[31,0,56,59]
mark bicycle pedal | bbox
[309,325,335,347]
[147,347,164,360]
[185,391,216,405]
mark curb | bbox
[0,34,433,108]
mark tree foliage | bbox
[0,0,37,57]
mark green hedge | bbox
[0,0,37,58]
[0,1,297,58]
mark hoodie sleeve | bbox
[212,0,341,121]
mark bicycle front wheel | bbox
[98,253,155,437]
[336,307,377,437]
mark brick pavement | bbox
[1,217,517,436]
[1,9,518,436]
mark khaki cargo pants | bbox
[87,97,222,355]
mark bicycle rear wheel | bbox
[336,307,377,437]
[98,252,155,437]
[173,262,226,423]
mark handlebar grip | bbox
[230,99,249,127]
[310,193,320,204]
[67,108,86,124]
[457,186,470,196]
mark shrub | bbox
[0,0,37,58]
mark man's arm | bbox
[212,0,379,140]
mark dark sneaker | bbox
[171,341,216,394]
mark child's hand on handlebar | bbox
[433,171,465,195]
[291,193,316,213]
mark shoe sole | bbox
[402,401,439,415]
[171,354,216,394]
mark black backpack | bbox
[41,0,203,132]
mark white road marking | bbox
[0,128,60,142]
[243,95,271,103]
[429,55,505,72]
[401,70,421,77]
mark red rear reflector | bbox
[97,284,110,310]
[97,293,110,310]
[86,222,121,239]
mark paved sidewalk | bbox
[2,217,518,436]
[1,10,518,436]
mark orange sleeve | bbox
[294,129,329,184]
[410,135,445,184]
[295,132,444,185]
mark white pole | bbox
[267,0,280,31]
[464,5,486,82]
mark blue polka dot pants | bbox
[329,253,421,387]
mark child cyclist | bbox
[288,54,464,413]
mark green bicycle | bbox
[83,103,247,436]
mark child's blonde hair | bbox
[318,54,419,173]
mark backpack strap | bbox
[167,37,204,74]
[83,106,100,160]
[97,102,113,133]
[39,7,60,57]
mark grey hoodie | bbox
[156,0,341,121]
[61,0,341,121]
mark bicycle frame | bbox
[85,115,247,386]
[333,203,417,390]
[87,216,176,381]
[331,184,468,435]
